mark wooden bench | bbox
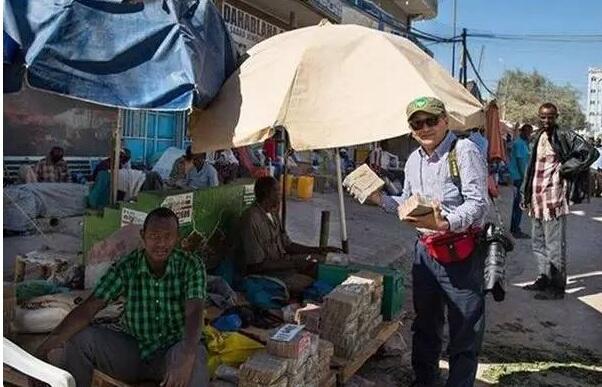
[330,321,401,385]
[3,156,103,183]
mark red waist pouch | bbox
[420,228,481,264]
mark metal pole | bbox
[279,129,289,232]
[111,109,123,205]
[281,157,288,232]
[319,211,330,248]
[451,0,457,77]
[462,28,468,88]
[477,45,485,74]
[334,148,349,253]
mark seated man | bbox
[239,177,340,293]
[27,146,70,183]
[92,148,130,181]
[36,208,208,387]
[212,149,240,184]
[185,153,219,189]
[169,146,196,186]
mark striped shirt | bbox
[94,249,206,359]
[381,131,489,232]
[34,158,69,183]
[529,132,569,220]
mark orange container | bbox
[285,175,297,196]
[296,176,314,200]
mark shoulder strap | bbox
[448,139,461,194]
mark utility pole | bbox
[461,28,468,88]
[477,45,485,74]
[451,0,457,77]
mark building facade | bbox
[4,0,438,166]
[587,67,602,137]
[216,0,437,54]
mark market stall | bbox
[4,10,485,387]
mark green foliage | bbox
[496,70,586,130]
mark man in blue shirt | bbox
[468,128,489,161]
[369,97,489,387]
[185,153,219,189]
[508,124,533,238]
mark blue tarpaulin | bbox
[3,0,237,110]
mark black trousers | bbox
[412,241,485,387]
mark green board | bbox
[83,182,255,259]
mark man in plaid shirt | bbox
[521,103,599,300]
[34,146,70,182]
[36,208,208,387]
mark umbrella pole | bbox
[334,148,349,253]
[281,150,288,232]
[111,109,123,206]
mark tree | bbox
[496,70,586,130]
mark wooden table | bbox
[330,321,401,385]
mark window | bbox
[121,110,187,165]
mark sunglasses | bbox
[409,116,441,131]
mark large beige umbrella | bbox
[189,21,484,252]
[189,21,484,153]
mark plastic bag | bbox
[204,325,264,376]
[16,280,69,303]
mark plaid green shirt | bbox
[94,249,206,359]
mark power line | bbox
[465,47,497,97]
[466,32,602,43]
[465,29,602,38]
[408,26,459,43]
[408,27,602,44]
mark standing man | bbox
[508,124,533,238]
[369,97,489,387]
[35,208,208,387]
[590,138,602,197]
[33,146,70,183]
[468,128,489,160]
[521,103,599,300]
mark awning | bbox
[3,0,237,110]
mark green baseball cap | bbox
[406,96,446,120]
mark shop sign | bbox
[222,2,285,52]
[161,192,194,225]
[309,0,343,21]
[121,208,148,227]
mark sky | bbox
[414,0,602,109]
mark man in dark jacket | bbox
[521,103,599,300]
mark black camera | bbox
[483,223,514,302]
